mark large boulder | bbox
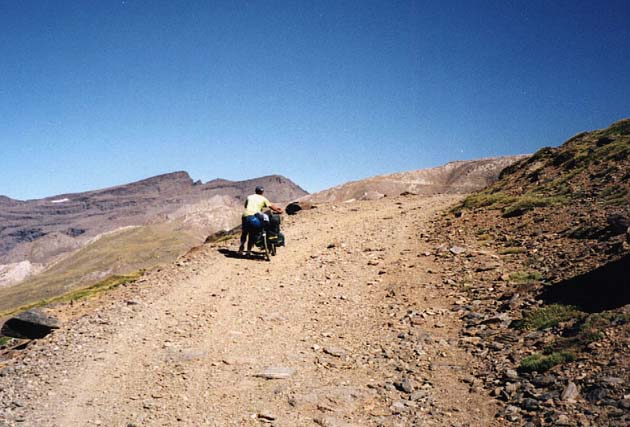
[1,309,60,339]
[286,201,315,215]
[607,214,629,236]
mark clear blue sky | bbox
[1,0,629,200]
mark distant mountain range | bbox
[0,173,306,293]
[299,155,528,204]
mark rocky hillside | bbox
[300,155,528,203]
[429,119,630,426]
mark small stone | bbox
[520,398,539,411]
[390,401,407,414]
[554,414,571,426]
[449,246,466,255]
[505,382,520,393]
[254,367,295,380]
[505,369,519,380]
[314,416,360,427]
[561,382,579,401]
[395,378,414,394]
[1,309,60,339]
[323,347,347,358]
[505,405,519,414]
[257,411,276,421]
[600,376,623,386]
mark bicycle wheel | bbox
[262,232,271,261]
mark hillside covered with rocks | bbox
[429,119,630,426]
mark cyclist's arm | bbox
[269,203,283,214]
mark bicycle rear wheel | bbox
[262,232,271,261]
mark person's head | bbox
[255,186,264,195]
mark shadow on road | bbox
[217,248,267,261]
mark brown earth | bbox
[0,194,503,427]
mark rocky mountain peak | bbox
[0,196,21,206]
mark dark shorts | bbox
[242,215,262,232]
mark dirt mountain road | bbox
[1,195,500,427]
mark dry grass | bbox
[0,223,198,313]
[0,271,144,319]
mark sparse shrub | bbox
[600,184,628,200]
[600,119,630,136]
[499,158,529,180]
[581,312,630,330]
[0,271,145,319]
[519,351,576,372]
[597,139,630,160]
[568,225,605,239]
[0,336,11,346]
[551,150,575,166]
[517,304,583,330]
[546,312,629,353]
[526,147,554,165]
[460,192,516,210]
[499,247,527,255]
[603,196,629,206]
[502,195,568,218]
[508,270,543,284]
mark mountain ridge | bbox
[0,172,308,295]
[299,154,528,204]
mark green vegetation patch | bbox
[519,351,576,373]
[0,336,11,346]
[498,247,527,255]
[596,139,630,160]
[600,119,630,137]
[581,311,630,331]
[460,192,517,210]
[205,228,240,244]
[516,304,583,330]
[0,222,196,314]
[600,184,628,200]
[57,272,144,304]
[476,233,493,242]
[600,183,629,206]
[459,191,567,218]
[0,271,144,319]
[508,270,544,284]
[548,313,628,353]
[501,195,568,218]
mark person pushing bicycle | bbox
[239,186,283,256]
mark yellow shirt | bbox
[243,194,270,217]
